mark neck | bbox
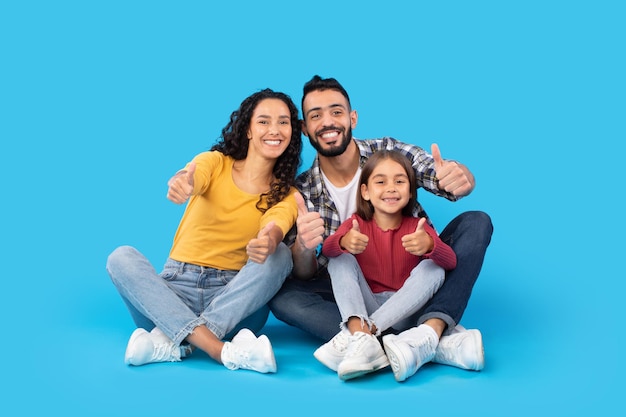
[372,211,402,231]
[318,140,360,187]
[232,157,275,193]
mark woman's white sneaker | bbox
[221,329,277,373]
[124,327,181,366]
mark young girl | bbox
[106,88,302,374]
[317,150,457,382]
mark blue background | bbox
[1,1,624,416]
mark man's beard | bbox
[309,126,353,157]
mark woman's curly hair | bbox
[211,88,302,212]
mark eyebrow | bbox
[371,173,409,179]
[255,114,290,119]
[305,103,346,117]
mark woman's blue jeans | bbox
[106,243,292,344]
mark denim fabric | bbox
[270,210,493,341]
[328,254,444,335]
[107,243,292,344]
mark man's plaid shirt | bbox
[285,137,459,270]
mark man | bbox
[269,75,493,378]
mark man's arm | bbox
[291,192,324,280]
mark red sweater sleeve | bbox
[321,215,355,257]
[422,222,457,270]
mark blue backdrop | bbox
[1,1,624,416]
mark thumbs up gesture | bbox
[339,218,369,255]
[246,221,277,264]
[401,217,433,256]
[167,162,196,204]
[294,191,325,251]
[431,143,475,197]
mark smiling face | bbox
[301,89,357,157]
[247,98,292,160]
[361,157,412,218]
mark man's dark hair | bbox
[301,75,351,117]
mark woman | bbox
[106,88,302,374]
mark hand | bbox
[339,219,369,255]
[401,217,433,256]
[167,162,196,204]
[294,191,324,251]
[246,221,277,264]
[431,143,475,197]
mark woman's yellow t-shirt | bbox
[169,151,297,270]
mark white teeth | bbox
[321,131,338,139]
[265,140,281,146]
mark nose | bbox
[320,112,334,127]
[268,122,280,135]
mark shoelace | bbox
[407,335,437,362]
[344,333,370,358]
[151,341,177,362]
[434,334,464,362]
[332,333,350,353]
[227,343,252,369]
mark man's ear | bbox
[301,119,309,137]
[351,110,358,130]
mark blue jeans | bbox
[106,243,292,344]
[329,254,444,335]
[269,211,493,341]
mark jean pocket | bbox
[160,267,179,282]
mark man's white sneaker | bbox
[337,332,389,381]
[313,330,350,371]
[221,329,277,373]
[433,325,484,371]
[124,327,181,366]
[382,325,438,382]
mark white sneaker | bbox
[231,328,257,344]
[124,327,181,366]
[383,325,438,382]
[433,325,484,371]
[221,329,277,373]
[337,332,389,381]
[313,330,350,371]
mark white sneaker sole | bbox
[337,356,389,381]
[383,337,414,382]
